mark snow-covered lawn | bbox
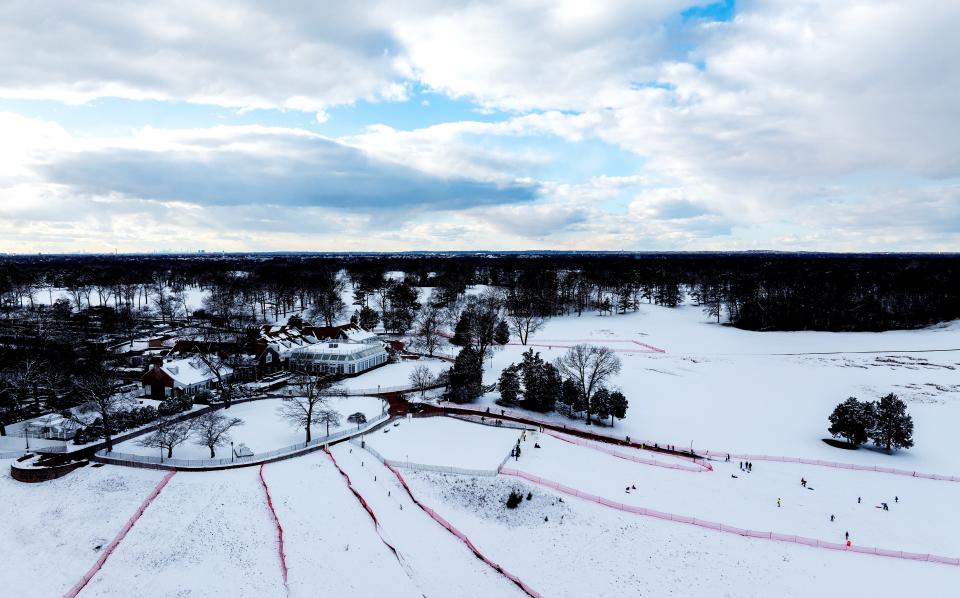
[330,443,526,597]
[0,460,166,596]
[111,396,385,460]
[365,417,522,471]
[339,357,450,391]
[475,304,960,475]
[261,453,423,597]
[513,432,960,556]
[83,468,283,597]
[402,469,959,598]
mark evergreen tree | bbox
[593,388,611,423]
[447,346,483,403]
[358,305,379,330]
[383,280,420,333]
[494,320,510,345]
[451,310,472,347]
[498,364,520,406]
[608,390,628,427]
[557,377,585,418]
[870,393,914,451]
[828,397,874,446]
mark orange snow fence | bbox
[323,447,404,563]
[386,464,545,598]
[63,469,177,598]
[543,430,712,472]
[499,468,960,568]
[446,403,960,484]
[698,450,960,483]
[258,464,289,590]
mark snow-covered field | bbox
[401,467,959,598]
[0,461,166,596]
[339,356,450,391]
[4,299,960,596]
[366,416,522,471]
[112,396,385,459]
[477,304,960,475]
[82,468,283,597]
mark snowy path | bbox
[0,461,165,597]
[83,468,285,597]
[259,453,422,598]
[329,443,527,597]
[511,434,960,556]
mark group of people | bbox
[739,461,753,472]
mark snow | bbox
[477,304,960,474]
[365,417,521,471]
[0,460,165,596]
[339,357,450,391]
[156,357,229,386]
[83,468,283,597]
[5,296,960,595]
[401,468,959,598]
[514,432,960,555]
[329,443,526,597]
[112,396,385,460]
[261,452,422,597]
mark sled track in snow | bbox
[63,470,177,598]
[386,464,545,598]
[322,447,407,566]
[498,468,960,568]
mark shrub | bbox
[506,489,523,509]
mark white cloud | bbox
[1,1,960,251]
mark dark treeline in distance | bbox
[2,252,958,334]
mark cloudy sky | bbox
[1,0,958,253]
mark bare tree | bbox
[506,289,548,345]
[138,417,194,459]
[150,277,173,324]
[278,372,344,443]
[71,361,127,452]
[192,411,244,458]
[315,407,342,437]
[507,311,547,346]
[411,303,447,356]
[1,357,47,425]
[189,326,241,408]
[308,272,347,327]
[555,345,622,425]
[408,364,434,397]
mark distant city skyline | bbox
[2,1,958,253]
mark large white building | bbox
[289,342,387,376]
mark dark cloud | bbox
[39,128,538,209]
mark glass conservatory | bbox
[289,342,388,375]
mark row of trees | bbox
[498,345,628,426]
[828,394,914,451]
[137,410,244,459]
[8,252,957,333]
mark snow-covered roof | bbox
[342,327,379,343]
[161,358,232,387]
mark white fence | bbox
[355,438,513,477]
[95,413,390,469]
